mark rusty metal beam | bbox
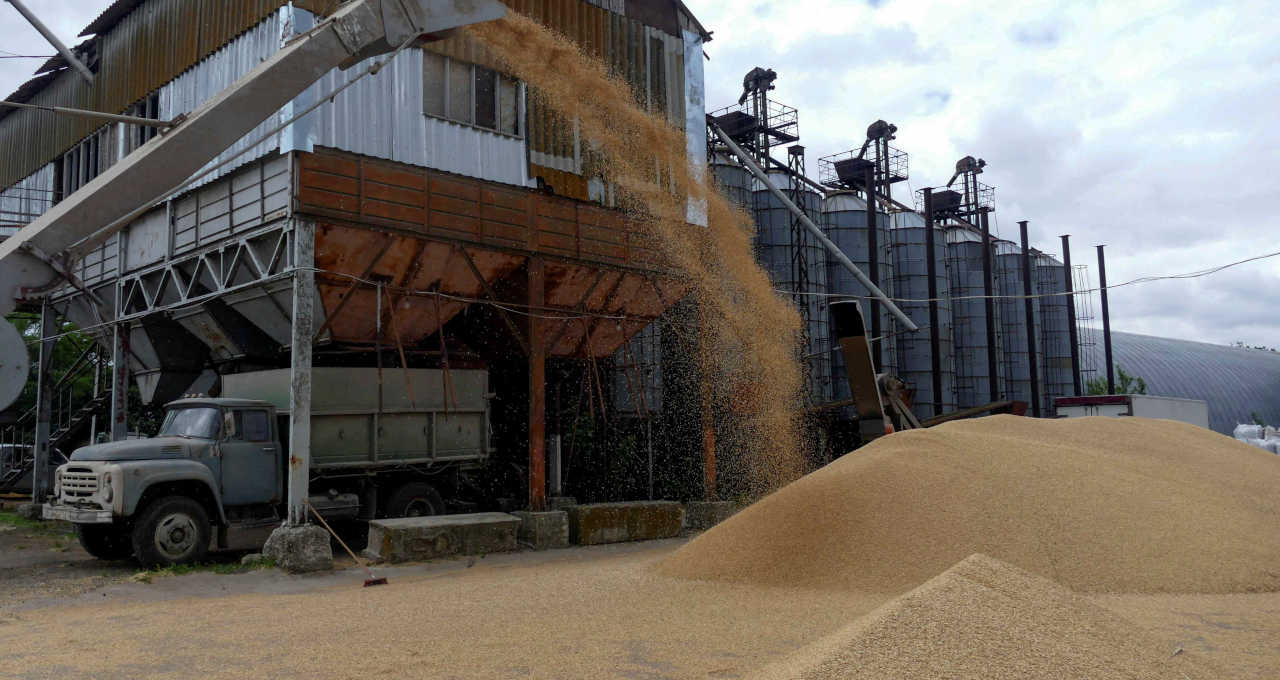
[573,272,627,358]
[528,257,547,511]
[546,268,610,353]
[458,246,530,357]
[310,233,396,342]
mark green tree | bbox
[1085,365,1148,395]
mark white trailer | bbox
[1053,395,1210,429]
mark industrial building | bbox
[0,0,713,511]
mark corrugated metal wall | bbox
[0,0,286,189]
[3,0,694,204]
[306,47,530,187]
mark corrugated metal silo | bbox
[945,226,1003,409]
[710,153,752,211]
[1034,252,1073,413]
[753,169,832,404]
[891,211,955,419]
[995,240,1042,407]
[822,192,896,403]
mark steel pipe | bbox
[4,0,94,84]
[709,121,919,332]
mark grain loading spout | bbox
[0,0,507,410]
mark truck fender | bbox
[117,459,228,525]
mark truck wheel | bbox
[74,525,134,560]
[383,482,445,518]
[131,496,211,567]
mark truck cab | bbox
[44,397,284,566]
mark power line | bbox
[783,247,1280,304]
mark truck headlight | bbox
[102,472,113,503]
[53,468,62,497]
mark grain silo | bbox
[752,169,832,403]
[892,210,955,419]
[946,225,1003,409]
[1034,252,1073,414]
[995,239,1041,406]
[710,152,752,211]
[822,192,896,403]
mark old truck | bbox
[43,367,489,565]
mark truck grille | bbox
[61,468,99,499]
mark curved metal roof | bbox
[1083,330,1280,434]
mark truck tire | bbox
[383,482,445,518]
[131,496,211,567]
[74,524,134,560]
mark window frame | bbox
[423,52,523,139]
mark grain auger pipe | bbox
[707,118,919,333]
[0,0,508,410]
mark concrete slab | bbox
[684,501,739,531]
[366,512,519,563]
[567,501,683,546]
[512,510,569,550]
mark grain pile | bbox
[658,415,1280,593]
[753,554,1222,680]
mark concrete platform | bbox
[683,501,739,531]
[366,512,520,563]
[512,510,569,550]
[566,501,683,546]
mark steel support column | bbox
[286,220,316,525]
[980,211,1000,403]
[863,164,881,369]
[32,302,56,502]
[109,322,129,441]
[700,304,716,500]
[1019,221,1041,417]
[1060,235,1083,396]
[1097,245,1115,394]
[528,257,547,511]
[923,188,942,417]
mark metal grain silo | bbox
[753,170,832,404]
[710,153,752,211]
[995,240,1042,407]
[891,211,955,419]
[945,226,1003,409]
[1034,252,1073,414]
[822,192,896,404]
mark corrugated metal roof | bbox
[79,0,147,37]
[1081,330,1280,434]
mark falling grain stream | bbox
[464,14,807,493]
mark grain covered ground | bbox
[3,416,1279,678]
[658,415,1280,594]
[751,554,1222,679]
[0,541,895,679]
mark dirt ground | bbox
[0,513,1277,679]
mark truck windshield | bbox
[158,407,221,439]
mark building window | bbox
[124,92,161,153]
[423,52,521,137]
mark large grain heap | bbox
[659,415,1280,594]
[753,554,1222,679]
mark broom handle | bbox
[303,498,374,577]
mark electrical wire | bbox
[780,247,1280,304]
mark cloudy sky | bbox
[3,1,1279,346]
